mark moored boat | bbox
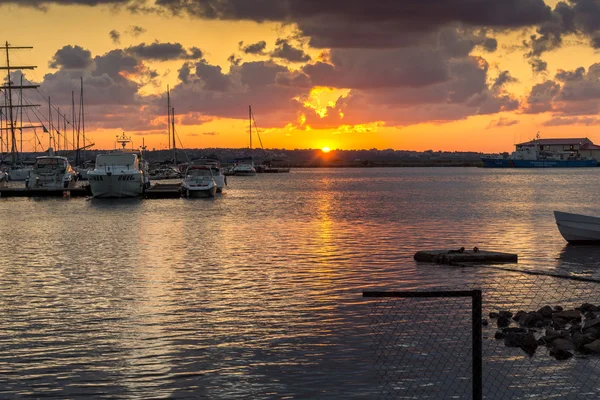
[554,211,600,243]
[148,165,181,180]
[25,154,78,190]
[182,165,217,198]
[233,157,257,176]
[88,152,148,198]
[194,158,226,192]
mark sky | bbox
[2,0,600,152]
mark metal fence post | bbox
[472,289,482,400]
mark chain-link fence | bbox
[364,272,600,399]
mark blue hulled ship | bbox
[482,135,599,168]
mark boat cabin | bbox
[33,156,71,173]
[96,153,140,170]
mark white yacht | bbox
[182,165,217,198]
[554,211,600,243]
[25,155,77,190]
[233,158,256,176]
[196,158,226,192]
[87,152,148,198]
[8,166,32,181]
[148,165,181,180]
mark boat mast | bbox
[19,74,23,155]
[167,85,171,153]
[249,105,252,150]
[81,77,86,164]
[71,91,75,153]
[1,42,37,164]
[48,96,52,150]
[172,107,176,164]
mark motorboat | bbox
[148,165,181,180]
[87,152,149,198]
[25,155,78,190]
[233,157,256,176]
[7,165,32,181]
[195,158,226,192]
[182,165,217,198]
[554,211,600,243]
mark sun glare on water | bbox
[322,147,331,153]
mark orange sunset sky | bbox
[2,0,600,152]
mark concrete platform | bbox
[144,183,182,199]
[0,186,91,197]
[414,249,518,265]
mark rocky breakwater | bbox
[489,303,600,360]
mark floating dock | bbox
[144,183,182,199]
[0,186,91,197]
[414,249,518,265]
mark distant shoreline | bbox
[286,161,484,168]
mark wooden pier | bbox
[414,249,518,265]
[144,183,182,199]
[0,186,91,197]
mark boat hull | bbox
[482,158,598,168]
[8,168,31,181]
[88,173,145,198]
[182,185,216,198]
[554,211,600,243]
[234,170,256,176]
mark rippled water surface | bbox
[2,167,600,398]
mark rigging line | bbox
[173,127,190,163]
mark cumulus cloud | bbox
[128,25,146,37]
[543,116,600,126]
[270,39,310,62]
[126,42,203,61]
[239,40,267,55]
[486,117,520,129]
[48,45,94,70]
[109,29,121,44]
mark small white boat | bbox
[25,156,78,190]
[195,158,226,192]
[233,158,256,176]
[88,152,148,198]
[182,165,217,198]
[554,211,600,243]
[148,166,181,180]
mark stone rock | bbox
[553,317,567,329]
[513,311,526,321]
[497,316,511,328]
[554,306,564,312]
[482,319,489,326]
[538,305,554,318]
[504,332,538,356]
[495,331,505,340]
[499,311,513,319]
[489,312,500,319]
[550,338,575,352]
[554,310,581,321]
[545,327,560,337]
[569,324,582,333]
[520,312,543,328]
[580,303,599,313]
[584,339,600,354]
[549,348,573,360]
[583,327,600,338]
[503,327,526,334]
[572,333,596,350]
[583,316,600,330]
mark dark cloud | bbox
[270,39,310,62]
[543,116,600,126]
[239,40,267,55]
[486,117,520,129]
[529,58,548,73]
[227,54,242,66]
[128,25,146,37]
[126,42,203,61]
[492,71,517,91]
[193,60,230,91]
[109,29,121,44]
[203,131,217,135]
[48,45,93,69]
[523,80,560,113]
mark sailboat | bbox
[233,105,257,176]
[1,42,41,181]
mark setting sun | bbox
[322,147,331,153]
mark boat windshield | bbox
[96,154,139,169]
[35,158,67,172]
[187,169,212,177]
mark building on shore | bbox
[516,138,593,153]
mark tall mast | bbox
[48,96,52,150]
[19,74,23,155]
[0,42,37,164]
[81,77,86,163]
[63,113,67,153]
[57,107,60,152]
[249,105,252,150]
[167,85,171,152]
[172,107,176,164]
[71,91,75,153]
